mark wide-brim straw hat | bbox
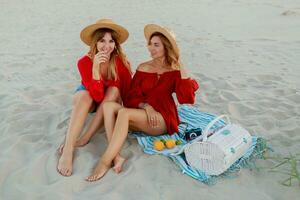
[80,19,129,46]
[144,24,179,56]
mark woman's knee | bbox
[73,91,93,106]
[104,86,120,102]
[102,101,120,114]
[117,108,130,119]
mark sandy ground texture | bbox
[0,0,300,199]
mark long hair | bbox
[149,32,181,70]
[89,28,131,80]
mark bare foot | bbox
[57,138,90,155]
[113,155,126,174]
[57,144,64,155]
[75,135,90,147]
[57,148,74,176]
[85,161,110,182]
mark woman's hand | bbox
[92,51,110,80]
[144,104,161,128]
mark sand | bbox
[1,0,300,199]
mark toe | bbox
[66,169,71,176]
[61,168,67,176]
[86,175,97,182]
[57,168,62,175]
[58,168,64,175]
[57,166,63,175]
[113,166,121,173]
[91,175,97,181]
[63,168,71,176]
[85,176,92,182]
[93,175,100,182]
[90,176,95,182]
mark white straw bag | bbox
[184,115,252,176]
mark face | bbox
[96,32,115,55]
[148,36,165,59]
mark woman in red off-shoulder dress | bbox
[86,24,199,182]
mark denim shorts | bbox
[74,84,97,113]
[75,84,86,93]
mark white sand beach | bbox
[1,0,300,199]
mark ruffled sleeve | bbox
[175,76,199,104]
[77,55,104,102]
[124,72,146,108]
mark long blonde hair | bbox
[149,32,181,70]
[89,28,131,80]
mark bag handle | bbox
[170,115,230,156]
[202,115,231,142]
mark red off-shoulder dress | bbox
[124,70,199,135]
[77,55,132,103]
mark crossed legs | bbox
[57,87,120,176]
[86,102,167,181]
[76,86,121,146]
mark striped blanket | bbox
[131,105,263,185]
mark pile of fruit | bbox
[153,139,183,151]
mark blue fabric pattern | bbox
[131,105,263,185]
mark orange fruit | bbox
[153,140,165,151]
[165,139,176,149]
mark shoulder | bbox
[77,54,92,66]
[137,61,153,72]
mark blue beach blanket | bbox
[131,105,266,185]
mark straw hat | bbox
[144,24,179,55]
[80,19,129,46]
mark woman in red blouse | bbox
[86,24,199,181]
[57,19,132,176]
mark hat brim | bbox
[144,24,179,55]
[80,23,129,46]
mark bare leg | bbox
[102,102,126,173]
[57,91,93,176]
[76,87,121,146]
[58,87,121,153]
[86,107,167,181]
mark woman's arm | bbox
[77,55,104,102]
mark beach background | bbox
[1,0,300,199]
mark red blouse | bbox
[124,70,199,135]
[77,55,132,103]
